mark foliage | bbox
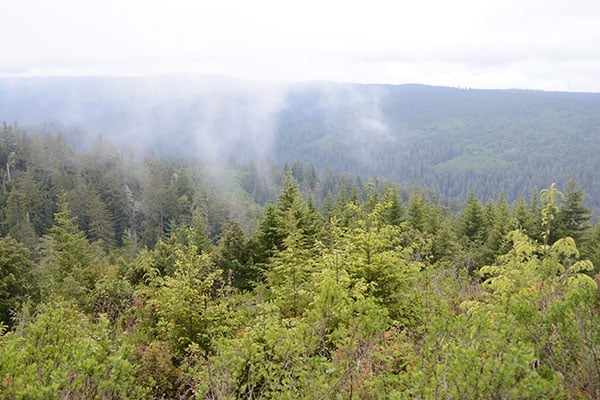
[0,127,598,398]
[0,301,149,399]
[0,235,36,327]
[144,233,232,358]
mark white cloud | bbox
[2,0,600,91]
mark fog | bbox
[3,1,600,92]
[0,75,402,178]
[0,75,292,165]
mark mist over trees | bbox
[0,119,599,398]
[2,76,600,209]
[1,76,600,398]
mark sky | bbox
[1,0,600,92]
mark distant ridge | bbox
[2,75,600,208]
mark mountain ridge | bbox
[2,75,599,207]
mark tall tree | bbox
[85,189,116,249]
[407,191,429,232]
[482,195,514,264]
[253,172,320,264]
[4,169,46,248]
[213,222,254,290]
[540,183,562,247]
[38,194,102,303]
[380,186,405,227]
[0,235,36,328]
[553,178,591,244]
[267,231,314,318]
[459,191,487,244]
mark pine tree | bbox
[267,231,313,318]
[381,186,405,227]
[459,191,487,244]
[482,195,514,264]
[38,194,101,303]
[0,235,36,327]
[85,190,116,249]
[431,219,461,265]
[213,222,254,290]
[553,179,591,244]
[407,191,428,232]
[254,172,320,264]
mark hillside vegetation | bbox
[0,123,599,398]
[277,83,600,205]
[2,76,600,208]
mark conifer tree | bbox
[431,219,461,265]
[482,195,514,263]
[513,196,533,232]
[254,172,320,264]
[459,191,487,244]
[213,221,254,290]
[267,230,313,318]
[5,169,45,248]
[553,178,591,244]
[407,191,428,232]
[581,222,600,272]
[0,235,36,327]
[85,190,116,248]
[38,194,101,303]
[5,186,38,250]
[380,186,405,227]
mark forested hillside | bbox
[277,83,600,206]
[1,123,599,398]
[2,76,600,209]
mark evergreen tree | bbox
[267,231,314,318]
[85,189,116,249]
[253,172,320,264]
[581,222,600,272]
[38,194,103,304]
[0,235,36,327]
[5,185,38,250]
[138,158,194,247]
[459,191,487,244]
[553,178,591,244]
[213,221,254,290]
[482,195,514,264]
[431,219,461,265]
[4,169,45,248]
[148,239,229,358]
[253,203,282,265]
[380,186,405,227]
[513,196,533,233]
[407,191,428,232]
[303,163,318,191]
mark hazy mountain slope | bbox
[2,76,600,207]
[277,83,600,204]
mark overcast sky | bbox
[1,0,600,92]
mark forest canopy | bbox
[0,122,599,398]
[3,77,600,209]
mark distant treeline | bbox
[3,77,600,211]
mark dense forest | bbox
[1,122,599,398]
[3,77,600,209]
